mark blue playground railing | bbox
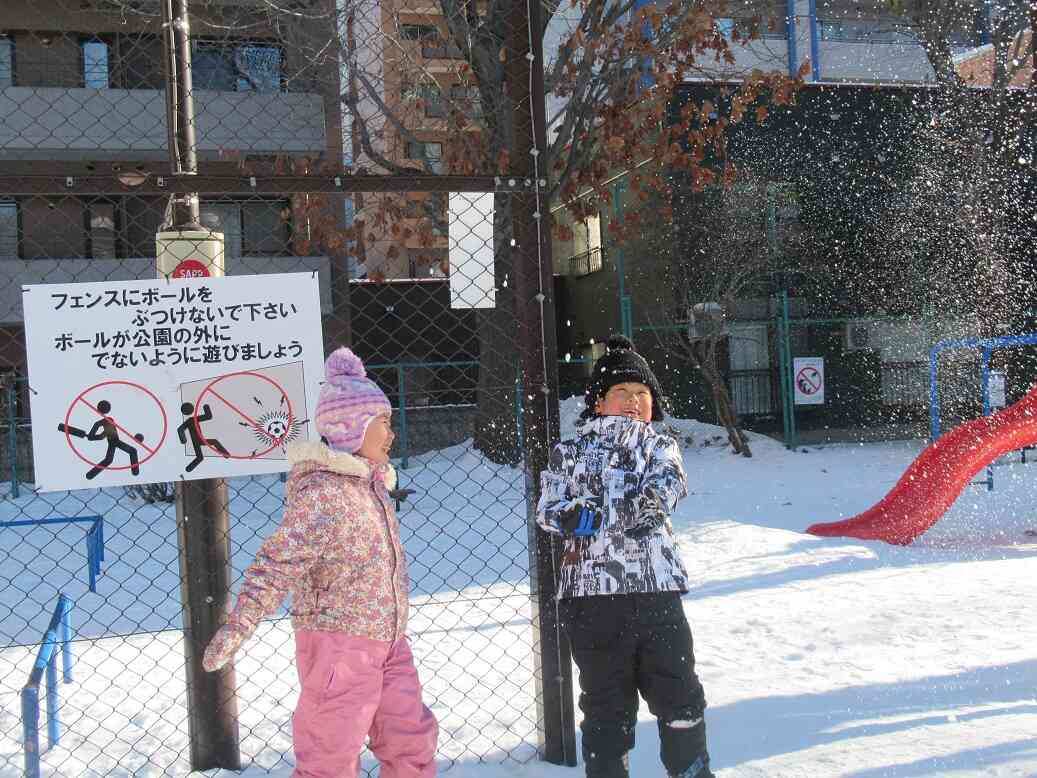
[0,516,105,593]
[929,334,1037,492]
[21,594,74,778]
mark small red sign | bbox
[171,259,211,278]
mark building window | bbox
[402,83,444,118]
[449,84,482,118]
[193,41,283,93]
[818,19,917,43]
[422,38,464,59]
[399,24,438,41]
[0,201,18,258]
[397,23,463,58]
[242,201,290,255]
[405,141,443,173]
[0,36,13,88]
[200,200,290,257]
[408,248,448,279]
[112,34,164,90]
[716,16,788,41]
[82,39,110,88]
[765,183,800,255]
[87,201,117,259]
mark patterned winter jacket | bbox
[223,441,409,643]
[536,415,690,599]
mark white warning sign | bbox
[24,273,324,492]
[793,356,825,406]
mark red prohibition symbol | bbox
[195,370,294,460]
[796,366,822,395]
[62,380,169,471]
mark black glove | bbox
[555,501,604,537]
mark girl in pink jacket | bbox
[202,347,438,778]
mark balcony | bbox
[0,255,332,324]
[565,248,603,277]
[0,87,327,158]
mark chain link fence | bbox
[0,0,568,775]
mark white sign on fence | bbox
[793,356,825,406]
[988,370,1006,409]
[24,273,325,492]
[448,192,496,309]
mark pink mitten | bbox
[202,621,252,672]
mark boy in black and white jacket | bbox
[536,334,713,778]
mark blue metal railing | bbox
[368,361,481,469]
[21,594,74,778]
[0,516,105,592]
[367,358,595,468]
[929,334,1037,492]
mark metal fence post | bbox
[620,296,633,340]
[515,374,524,449]
[781,291,798,449]
[506,0,577,766]
[776,306,790,447]
[45,642,59,748]
[21,686,40,778]
[980,347,994,491]
[59,596,72,684]
[7,379,18,499]
[612,180,632,339]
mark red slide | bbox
[806,384,1037,545]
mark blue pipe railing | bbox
[928,334,1037,492]
[0,516,105,593]
[368,357,598,469]
[21,594,73,778]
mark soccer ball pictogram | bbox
[254,410,301,450]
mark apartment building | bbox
[0,0,344,352]
[346,0,484,280]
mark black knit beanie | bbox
[582,334,666,421]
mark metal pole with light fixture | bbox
[159,0,240,770]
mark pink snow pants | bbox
[291,630,438,778]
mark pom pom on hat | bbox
[605,334,635,352]
[325,347,367,382]
[315,347,392,453]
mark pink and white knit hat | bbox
[315,347,391,453]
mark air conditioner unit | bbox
[844,320,874,351]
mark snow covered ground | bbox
[2,396,1036,776]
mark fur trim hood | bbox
[286,440,397,491]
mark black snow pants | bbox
[559,592,713,778]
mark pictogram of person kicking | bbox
[178,402,230,472]
[57,399,141,479]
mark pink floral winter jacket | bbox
[223,441,409,643]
